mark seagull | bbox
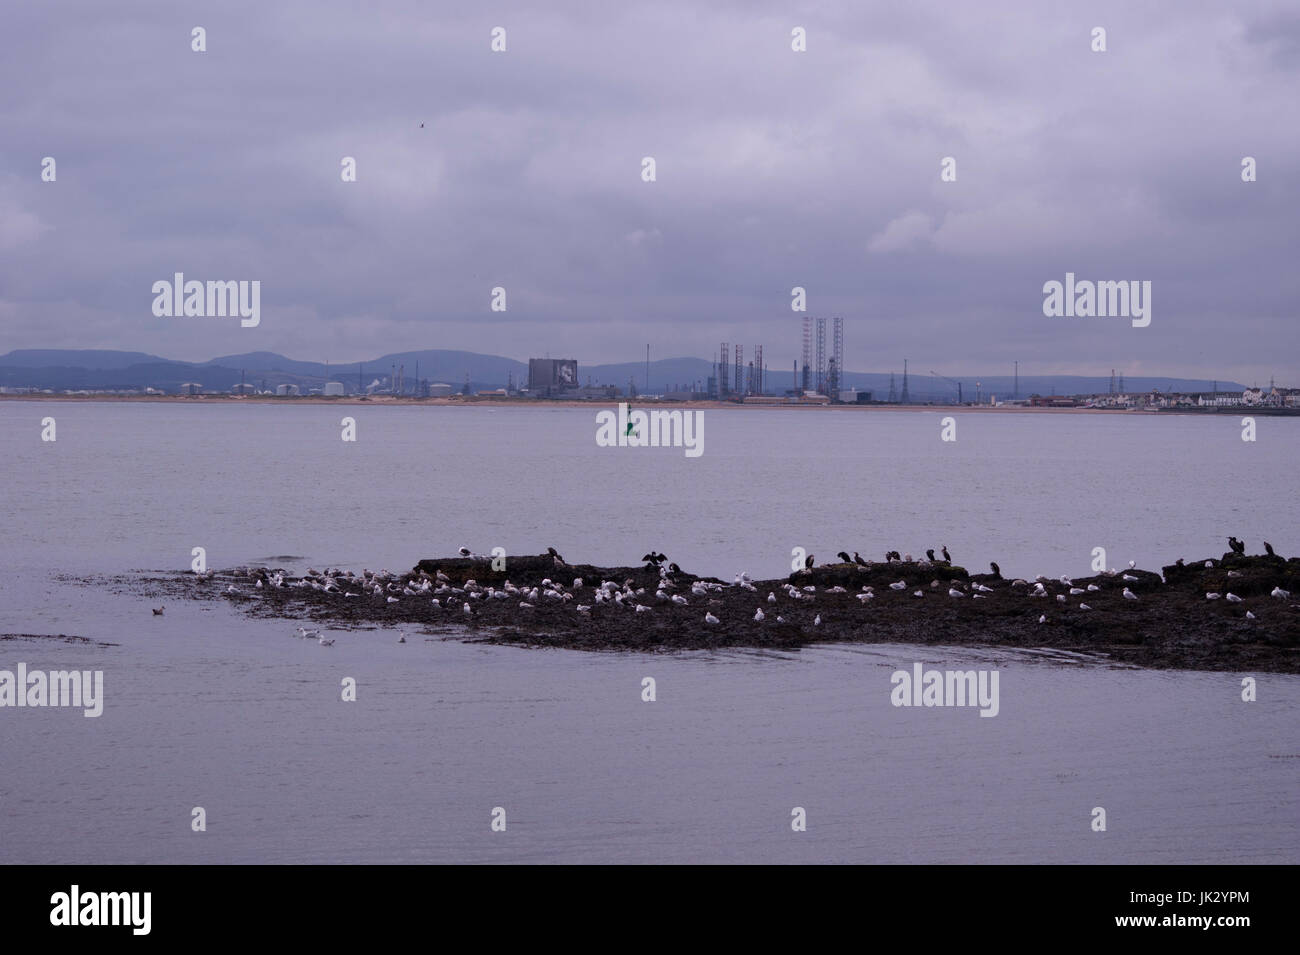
[398,631,406,643]
[318,636,335,646]
[386,596,399,604]
[1271,587,1290,599]
[297,627,320,639]
[1122,588,1138,600]
[1246,610,1256,620]
[1079,602,1092,611]
[1056,594,1067,603]
[463,602,473,615]
[671,594,688,605]
[813,614,821,625]
[753,608,764,622]
[1206,593,1221,600]
[949,588,964,598]
[1038,614,1046,624]
[889,580,907,591]
[1086,584,1100,592]
[913,590,924,598]
[704,612,720,625]
[1225,593,1242,603]
[767,592,776,603]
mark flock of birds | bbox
[203,537,1292,645]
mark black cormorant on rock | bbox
[853,552,867,566]
[1264,541,1275,557]
[989,561,1001,578]
[837,551,852,563]
[804,554,815,570]
[941,546,951,562]
[926,549,935,562]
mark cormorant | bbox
[853,552,867,566]
[1227,536,1245,555]
[989,561,1001,578]
[941,546,951,562]
[1264,541,1275,557]
[926,549,935,562]
[837,551,852,563]
[804,554,815,570]
[547,546,565,563]
[668,562,681,574]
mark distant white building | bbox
[324,381,346,396]
[429,382,454,397]
[179,382,202,395]
[275,384,300,396]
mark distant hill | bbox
[0,348,1249,397]
[0,349,170,370]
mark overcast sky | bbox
[3,1,1297,383]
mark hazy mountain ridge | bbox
[0,349,1249,396]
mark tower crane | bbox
[930,370,963,405]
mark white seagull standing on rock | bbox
[754,608,765,622]
[1122,588,1138,601]
[705,612,720,625]
[1225,593,1242,603]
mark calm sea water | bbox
[1,401,1296,863]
